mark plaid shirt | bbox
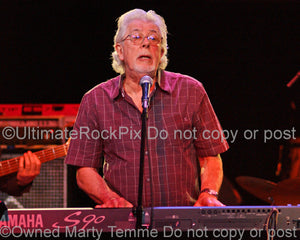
[65,70,229,206]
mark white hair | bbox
[111,9,168,74]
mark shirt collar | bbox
[112,70,172,100]
[156,70,171,94]
[112,74,125,100]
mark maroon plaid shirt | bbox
[65,70,229,206]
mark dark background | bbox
[1,0,299,205]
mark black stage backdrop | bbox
[1,0,299,205]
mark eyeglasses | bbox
[121,31,162,45]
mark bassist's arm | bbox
[0,173,32,196]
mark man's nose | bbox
[141,36,150,47]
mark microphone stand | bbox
[135,75,153,230]
[136,105,148,229]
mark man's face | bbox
[116,19,164,77]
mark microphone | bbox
[140,75,154,109]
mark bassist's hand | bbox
[17,151,41,186]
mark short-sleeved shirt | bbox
[65,70,229,206]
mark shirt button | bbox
[145,151,148,155]
[146,178,150,182]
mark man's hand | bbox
[17,151,41,186]
[196,154,224,207]
[194,192,225,207]
[95,196,133,208]
[77,167,133,208]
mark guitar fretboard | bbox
[0,144,68,177]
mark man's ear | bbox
[161,47,165,57]
[115,43,124,61]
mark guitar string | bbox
[0,146,68,176]
[1,147,67,165]
[0,149,67,176]
[0,150,67,173]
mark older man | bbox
[65,9,229,207]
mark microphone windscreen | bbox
[140,75,153,86]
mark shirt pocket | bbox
[162,112,194,147]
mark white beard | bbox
[134,65,157,78]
